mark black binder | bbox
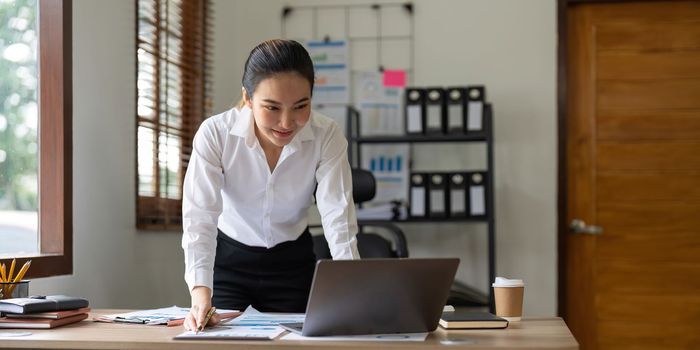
[446,87,466,134]
[467,171,487,218]
[466,86,485,133]
[448,173,467,218]
[405,88,426,135]
[428,173,448,219]
[409,173,428,218]
[425,87,447,134]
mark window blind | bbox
[136,0,211,229]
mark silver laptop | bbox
[280,258,459,336]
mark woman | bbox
[181,39,359,331]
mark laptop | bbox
[280,258,459,336]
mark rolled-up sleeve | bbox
[182,120,224,292]
[315,123,360,260]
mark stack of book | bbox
[0,295,90,329]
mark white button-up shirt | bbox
[182,107,360,292]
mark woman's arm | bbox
[315,122,360,260]
[182,119,225,329]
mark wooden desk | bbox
[0,310,578,350]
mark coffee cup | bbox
[492,277,524,321]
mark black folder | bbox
[467,171,487,218]
[448,173,467,218]
[428,173,448,219]
[425,87,447,134]
[405,88,426,135]
[466,86,485,133]
[446,87,466,134]
[409,173,428,218]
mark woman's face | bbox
[245,72,312,149]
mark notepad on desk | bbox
[439,311,508,329]
[0,295,89,314]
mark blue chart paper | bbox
[353,71,404,136]
[361,144,410,204]
[307,41,350,105]
[225,306,305,327]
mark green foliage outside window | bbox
[0,0,38,211]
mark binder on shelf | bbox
[429,173,449,219]
[409,173,428,218]
[466,86,485,132]
[405,88,426,135]
[468,171,487,218]
[425,87,447,134]
[448,173,467,218]
[446,87,466,134]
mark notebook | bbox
[0,313,88,329]
[0,295,89,314]
[439,311,508,329]
[279,258,459,336]
[5,307,91,320]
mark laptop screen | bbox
[299,258,459,336]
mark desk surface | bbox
[0,310,578,350]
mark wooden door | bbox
[564,1,700,349]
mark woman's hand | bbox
[184,286,222,331]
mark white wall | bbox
[32,0,557,316]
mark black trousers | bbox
[212,228,316,313]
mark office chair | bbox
[312,168,408,259]
[312,169,487,308]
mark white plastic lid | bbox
[492,277,524,287]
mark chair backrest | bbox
[351,168,376,203]
[312,168,408,259]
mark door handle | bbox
[569,219,603,235]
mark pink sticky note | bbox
[382,69,406,88]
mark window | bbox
[0,0,72,278]
[136,0,212,230]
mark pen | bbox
[115,317,146,324]
[196,306,216,334]
[167,311,241,327]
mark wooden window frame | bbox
[0,0,73,278]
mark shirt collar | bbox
[229,106,256,147]
[229,107,315,148]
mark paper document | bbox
[281,332,428,342]
[307,40,350,104]
[95,306,237,325]
[173,306,304,340]
[226,305,305,326]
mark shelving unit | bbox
[346,105,496,311]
